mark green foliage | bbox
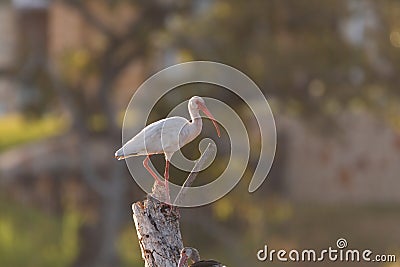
[118,226,143,267]
[0,198,81,267]
[0,197,145,267]
[0,114,67,151]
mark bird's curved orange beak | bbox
[198,103,221,137]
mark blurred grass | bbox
[0,114,67,151]
[118,226,143,267]
[0,197,80,267]
[0,195,144,267]
[0,195,399,267]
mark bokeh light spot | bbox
[390,31,400,48]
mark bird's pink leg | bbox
[143,155,163,185]
[164,160,171,204]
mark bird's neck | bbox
[189,108,202,130]
[190,117,202,128]
[189,107,201,120]
[191,249,201,262]
[184,106,202,144]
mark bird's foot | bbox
[161,203,180,218]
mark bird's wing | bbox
[116,116,189,158]
[190,260,224,267]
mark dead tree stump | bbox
[132,183,183,267]
[132,144,215,267]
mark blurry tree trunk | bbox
[15,7,50,115]
[94,163,127,267]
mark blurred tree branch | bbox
[59,0,188,135]
[47,62,112,196]
[62,0,116,39]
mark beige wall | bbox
[279,112,400,203]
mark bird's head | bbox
[178,247,200,266]
[189,96,206,110]
[189,96,221,137]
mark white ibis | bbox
[115,96,220,203]
[178,247,225,267]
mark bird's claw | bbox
[161,203,179,218]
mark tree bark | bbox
[132,144,214,267]
[132,186,183,267]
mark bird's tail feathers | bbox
[114,147,138,160]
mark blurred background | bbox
[0,0,399,266]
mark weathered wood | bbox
[132,185,182,267]
[132,143,215,267]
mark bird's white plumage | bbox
[116,116,201,160]
[115,96,218,161]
